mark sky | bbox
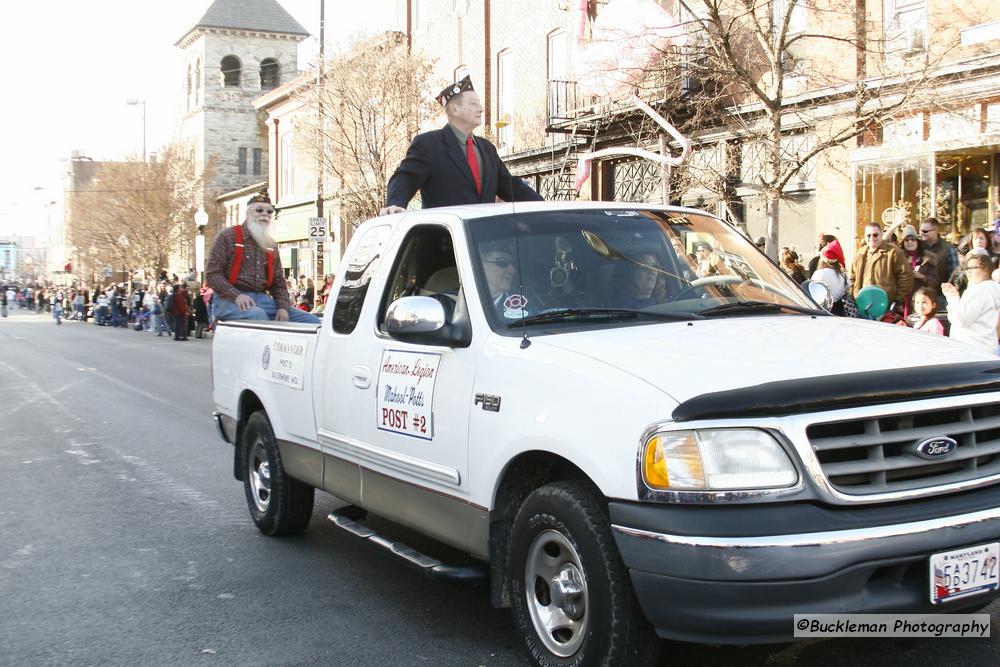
[0,0,399,239]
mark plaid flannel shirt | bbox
[205,223,291,310]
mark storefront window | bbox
[935,153,993,242]
[855,153,997,246]
[855,157,932,241]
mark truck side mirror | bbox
[385,295,470,347]
[386,296,446,334]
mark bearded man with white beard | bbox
[205,192,321,324]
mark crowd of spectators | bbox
[783,216,1000,354]
[1,269,335,339]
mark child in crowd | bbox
[134,306,151,331]
[910,287,944,335]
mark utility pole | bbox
[126,99,146,162]
[314,0,326,284]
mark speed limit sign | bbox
[309,217,326,241]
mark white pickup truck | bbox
[212,202,1000,666]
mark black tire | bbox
[242,410,314,536]
[508,481,658,667]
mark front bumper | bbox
[611,499,1000,644]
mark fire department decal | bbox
[377,349,440,440]
[258,336,308,390]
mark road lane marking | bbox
[0,360,246,528]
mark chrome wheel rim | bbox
[249,440,271,513]
[524,529,589,657]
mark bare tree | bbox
[624,0,960,256]
[67,141,208,283]
[293,32,439,226]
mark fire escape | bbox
[545,42,716,204]
[545,79,600,200]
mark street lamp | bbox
[194,207,209,285]
[88,246,99,286]
[118,234,129,285]
[126,98,146,162]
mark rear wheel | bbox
[508,481,657,667]
[242,411,314,536]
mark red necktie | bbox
[466,136,481,195]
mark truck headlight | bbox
[642,429,797,491]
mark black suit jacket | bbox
[386,125,542,209]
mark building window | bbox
[854,157,937,246]
[547,30,567,81]
[772,0,806,37]
[414,0,429,33]
[186,65,192,110]
[884,0,927,55]
[260,58,280,89]
[497,49,514,148]
[936,153,994,235]
[221,56,242,87]
[238,147,247,175]
[546,29,570,121]
[194,59,202,106]
[280,133,296,198]
[252,148,262,176]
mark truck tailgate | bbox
[212,319,321,446]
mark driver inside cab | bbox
[481,241,531,320]
[616,253,664,309]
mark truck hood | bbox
[537,316,996,406]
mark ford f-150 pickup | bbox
[212,202,1000,666]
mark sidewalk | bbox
[1,308,213,340]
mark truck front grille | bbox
[806,402,1000,495]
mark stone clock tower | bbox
[176,0,308,198]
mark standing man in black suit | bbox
[380,76,542,215]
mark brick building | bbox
[394,0,1000,261]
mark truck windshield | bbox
[467,208,823,332]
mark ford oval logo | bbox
[914,436,958,460]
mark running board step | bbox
[328,508,487,583]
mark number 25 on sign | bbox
[309,217,326,240]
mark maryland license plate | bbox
[930,542,1000,604]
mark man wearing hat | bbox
[380,76,542,214]
[205,192,320,324]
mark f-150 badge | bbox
[475,394,501,412]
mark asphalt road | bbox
[1,308,998,666]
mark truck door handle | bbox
[351,365,371,389]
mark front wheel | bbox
[508,482,657,667]
[242,410,314,536]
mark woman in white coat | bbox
[941,250,1000,354]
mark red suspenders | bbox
[229,225,274,289]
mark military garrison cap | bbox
[248,191,271,205]
[437,75,474,107]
